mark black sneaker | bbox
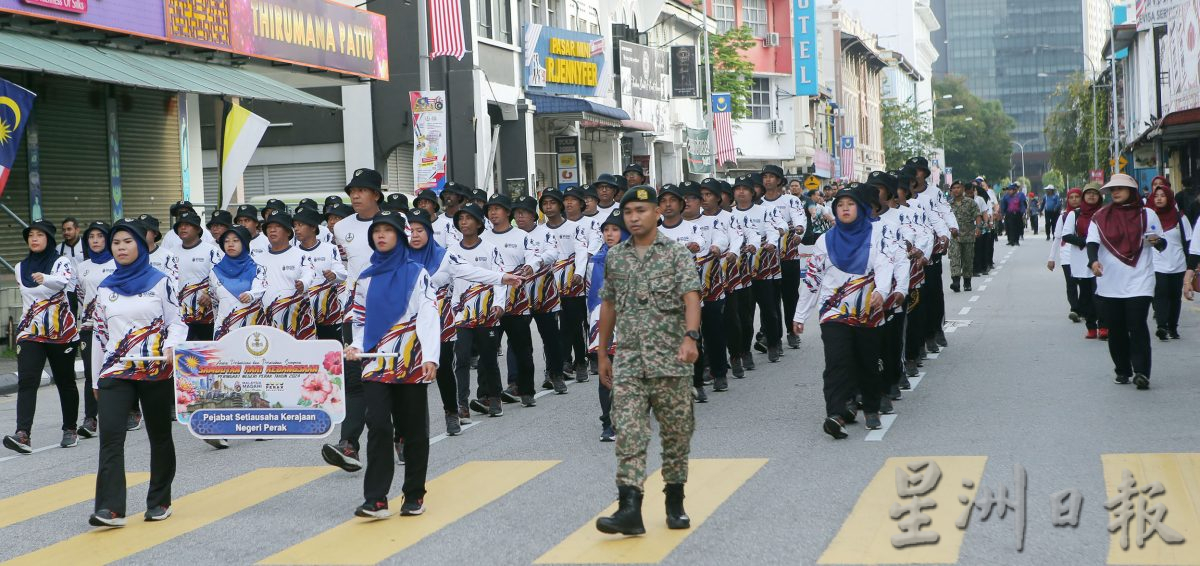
[88,509,126,527]
[2,431,31,454]
[1156,328,1169,341]
[731,356,745,378]
[713,376,728,392]
[1133,374,1150,390]
[1114,374,1131,385]
[865,413,883,430]
[126,411,143,431]
[488,397,504,417]
[500,388,520,404]
[551,374,568,394]
[576,365,590,383]
[879,398,895,415]
[77,418,98,439]
[541,378,554,390]
[60,429,79,448]
[205,438,230,449]
[600,425,616,442]
[900,376,913,390]
[144,506,172,521]
[457,406,472,424]
[395,439,405,465]
[936,331,948,347]
[469,399,489,414]
[904,361,918,378]
[767,344,781,363]
[1069,311,1082,323]
[743,353,756,371]
[925,339,940,353]
[693,386,708,403]
[321,440,363,472]
[1170,330,1182,339]
[355,501,391,519]
[787,334,801,349]
[445,412,462,436]
[823,417,848,439]
[400,497,425,516]
[520,394,536,407]
[588,359,599,376]
[753,333,768,354]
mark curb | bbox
[0,371,50,397]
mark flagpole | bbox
[418,0,430,91]
[701,1,714,172]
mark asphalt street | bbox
[1,227,1199,565]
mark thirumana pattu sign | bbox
[523,23,607,97]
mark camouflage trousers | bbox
[612,374,694,488]
[947,237,976,277]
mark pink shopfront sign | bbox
[22,0,85,14]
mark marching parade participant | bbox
[88,219,187,527]
[595,185,701,536]
[794,186,895,439]
[55,217,83,315]
[75,221,117,439]
[727,178,760,373]
[588,209,629,442]
[163,200,213,253]
[566,186,603,378]
[4,220,80,454]
[1061,185,1104,338]
[511,195,568,395]
[481,195,540,408]
[947,181,982,293]
[682,181,732,394]
[655,184,706,401]
[1087,174,1164,390]
[732,175,785,364]
[138,215,179,287]
[233,205,270,259]
[594,174,623,218]
[702,179,745,380]
[866,171,915,409]
[206,210,234,247]
[257,212,315,339]
[346,210,439,519]
[412,186,461,248]
[449,203,508,418]
[760,165,808,349]
[1147,183,1190,340]
[173,212,219,341]
[209,226,266,340]
[716,180,749,378]
[906,158,953,353]
[893,170,934,379]
[541,187,590,387]
[294,207,347,341]
[1048,188,1083,321]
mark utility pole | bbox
[417,0,430,91]
[1109,6,1119,175]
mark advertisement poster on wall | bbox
[670,46,698,98]
[619,41,669,135]
[684,127,714,175]
[411,91,448,192]
[555,136,580,190]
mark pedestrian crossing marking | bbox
[864,414,898,442]
[0,473,150,529]
[817,456,987,564]
[2,466,334,565]
[1102,453,1200,564]
[958,307,971,315]
[535,458,767,564]
[968,295,980,302]
[258,460,559,565]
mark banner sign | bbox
[1162,0,1200,113]
[684,127,714,175]
[555,136,579,190]
[813,149,832,178]
[1135,0,1183,29]
[793,0,818,96]
[174,325,345,439]
[523,23,606,97]
[0,0,388,80]
[411,91,448,193]
[619,41,669,101]
[670,46,698,98]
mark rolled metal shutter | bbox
[261,162,341,197]
[118,88,182,221]
[35,78,110,228]
[385,144,414,196]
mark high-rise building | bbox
[931,0,1099,182]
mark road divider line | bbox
[985,278,993,283]
[978,285,987,291]
[5,467,335,566]
[863,414,898,442]
[907,372,925,391]
[817,456,987,564]
[429,421,481,446]
[0,443,61,464]
[925,353,939,360]
[1102,453,1200,565]
[968,296,980,302]
[260,460,559,565]
[0,473,150,530]
[535,458,767,564]
[958,307,971,315]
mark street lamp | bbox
[1011,141,1027,180]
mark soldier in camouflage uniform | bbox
[948,181,982,292]
[595,185,702,536]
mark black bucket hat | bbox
[414,189,441,212]
[325,203,353,221]
[207,209,234,229]
[109,218,150,249]
[137,214,163,242]
[367,210,408,251]
[234,204,260,223]
[384,193,410,212]
[293,208,323,235]
[219,225,253,251]
[539,188,565,209]
[512,195,538,215]
[169,200,195,217]
[296,198,319,213]
[22,219,57,243]
[262,212,295,236]
[172,212,204,233]
[263,198,288,217]
[345,168,385,202]
[406,208,435,233]
[454,203,487,229]
[594,174,622,191]
[485,194,513,213]
[323,195,344,214]
[761,164,785,180]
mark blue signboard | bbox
[523,23,607,97]
[794,0,818,96]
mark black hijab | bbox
[20,221,59,288]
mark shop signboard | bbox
[684,127,714,175]
[523,24,607,97]
[670,46,697,98]
[618,40,669,135]
[555,136,580,190]
[793,0,818,96]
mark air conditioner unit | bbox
[763,32,780,47]
[769,119,787,135]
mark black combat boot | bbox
[950,276,961,293]
[664,484,691,529]
[963,277,972,292]
[595,485,645,535]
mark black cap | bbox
[679,181,702,200]
[442,182,472,200]
[454,203,486,228]
[539,188,565,209]
[345,168,384,195]
[406,208,435,233]
[595,173,622,190]
[471,189,488,203]
[325,203,353,220]
[83,220,111,239]
[732,175,756,193]
[905,156,931,175]
[234,205,259,223]
[832,186,869,212]
[169,200,195,216]
[262,211,295,235]
[583,185,599,200]
[413,189,441,211]
[207,209,234,229]
[383,193,410,212]
[323,195,344,213]
[761,164,785,180]
[22,219,57,243]
[719,180,733,196]
[623,163,645,177]
[219,225,253,250]
[172,212,204,233]
[748,173,765,188]
[700,178,723,195]
[563,187,586,204]
[485,195,513,216]
[512,195,538,214]
[849,182,880,212]
[293,208,323,234]
[263,199,288,216]
[619,185,658,206]
[296,198,319,212]
[367,210,407,251]
[137,214,163,241]
[110,218,149,248]
[867,171,899,197]
[659,184,684,201]
[601,209,626,231]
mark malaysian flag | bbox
[0,78,35,198]
[840,136,855,181]
[712,93,736,167]
[429,0,466,60]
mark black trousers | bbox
[973,237,989,274]
[701,299,728,379]
[1045,212,1060,239]
[95,378,174,516]
[186,322,214,341]
[752,279,783,347]
[435,343,457,413]
[67,290,79,317]
[598,380,612,428]
[881,311,906,390]
[315,324,342,341]
[1029,213,1039,234]
[1005,213,1023,245]
[363,381,429,505]
[735,287,756,354]
[15,340,78,433]
[725,288,746,357]
[509,312,562,384]
[339,322,366,450]
[500,315,535,396]
[80,329,98,421]
[986,232,997,268]
[904,292,924,362]
[922,258,945,340]
[781,260,802,335]
[559,297,587,369]
[1097,296,1153,378]
[1063,265,1080,314]
[1153,272,1185,332]
[1076,277,1098,330]
[820,323,883,416]
[455,326,500,403]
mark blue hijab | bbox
[825,191,873,275]
[214,227,258,296]
[82,226,113,264]
[408,237,447,275]
[360,234,424,353]
[100,225,167,296]
[587,228,630,312]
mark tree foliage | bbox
[933,76,1016,182]
[882,97,932,170]
[1042,169,1065,189]
[1045,73,1109,180]
[708,25,757,120]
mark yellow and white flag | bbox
[220,103,269,210]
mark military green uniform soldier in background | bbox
[948,181,982,292]
[595,185,703,536]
